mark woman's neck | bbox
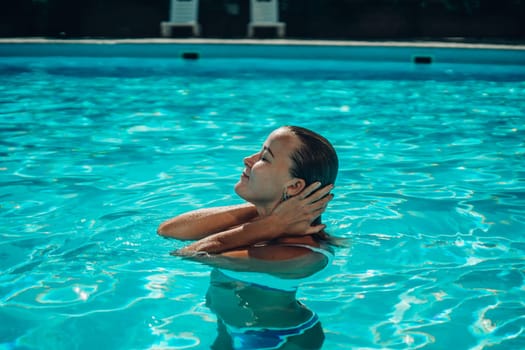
[256,207,271,217]
[254,200,280,217]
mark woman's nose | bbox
[244,153,258,167]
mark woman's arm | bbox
[157,203,258,240]
[174,214,285,254]
[175,183,334,255]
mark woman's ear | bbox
[285,178,306,197]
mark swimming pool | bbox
[1,41,525,349]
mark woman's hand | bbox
[269,182,334,237]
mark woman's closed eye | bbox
[260,151,271,162]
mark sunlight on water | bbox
[1,53,524,349]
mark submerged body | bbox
[207,268,326,350]
[205,241,334,349]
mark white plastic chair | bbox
[161,0,200,37]
[248,0,286,38]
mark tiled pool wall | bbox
[1,41,525,65]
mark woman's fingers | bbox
[305,224,327,235]
[300,181,322,199]
[300,182,334,203]
[310,184,334,203]
[308,193,333,212]
[309,199,330,220]
[295,185,334,218]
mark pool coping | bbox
[1,37,525,50]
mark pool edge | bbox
[1,38,524,65]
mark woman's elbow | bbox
[157,220,195,240]
[157,222,171,237]
[157,220,180,238]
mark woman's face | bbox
[234,128,301,210]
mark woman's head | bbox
[234,126,338,215]
[286,125,339,190]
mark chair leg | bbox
[277,25,285,38]
[161,23,171,37]
[247,24,254,38]
[193,25,201,37]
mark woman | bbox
[158,126,339,349]
[157,125,339,262]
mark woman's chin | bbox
[235,187,258,206]
[234,183,246,198]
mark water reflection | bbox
[202,250,331,350]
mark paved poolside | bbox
[1,37,525,50]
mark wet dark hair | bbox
[285,125,339,227]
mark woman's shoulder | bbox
[246,235,330,261]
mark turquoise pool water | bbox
[1,45,525,349]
